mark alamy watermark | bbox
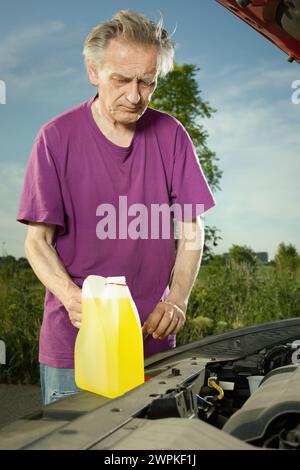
[291,340,300,364]
[0,340,6,365]
[291,80,300,105]
[95,196,205,251]
[0,80,6,104]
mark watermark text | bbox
[291,80,300,105]
[95,196,204,251]
[0,80,6,104]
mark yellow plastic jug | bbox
[74,275,145,398]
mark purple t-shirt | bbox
[16,93,216,368]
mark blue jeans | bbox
[40,363,82,406]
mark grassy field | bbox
[177,261,300,345]
[1,253,300,384]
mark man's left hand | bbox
[141,301,186,340]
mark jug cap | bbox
[105,276,127,286]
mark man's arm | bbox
[166,216,204,312]
[141,216,204,340]
[24,222,82,328]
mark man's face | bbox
[90,38,159,124]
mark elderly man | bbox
[16,10,216,406]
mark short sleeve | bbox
[170,124,216,221]
[16,126,66,235]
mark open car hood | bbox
[216,0,300,63]
[1,317,300,450]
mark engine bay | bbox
[1,318,300,450]
[140,338,300,450]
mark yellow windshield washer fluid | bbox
[74,275,145,398]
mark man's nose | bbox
[126,80,141,105]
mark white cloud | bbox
[202,63,300,258]
[0,21,66,71]
[0,163,27,257]
[214,64,299,101]
[0,21,87,95]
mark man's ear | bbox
[86,61,100,86]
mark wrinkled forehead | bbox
[101,38,159,78]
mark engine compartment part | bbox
[91,417,253,450]
[223,364,300,447]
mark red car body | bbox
[216,0,300,63]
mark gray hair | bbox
[83,10,176,78]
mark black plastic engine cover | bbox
[223,364,300,442]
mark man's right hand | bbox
[63,285,82,329]
[24,222,83,329]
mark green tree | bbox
[275,242,300,271]
[150,62,222,259]
[229,244,257,267]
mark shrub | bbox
[177,257,300,346]
[0,257,44,384]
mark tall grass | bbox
[177,261,300,345]
[1,255,300,383]
[0,257,44,383]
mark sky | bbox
[0,0,299,260]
